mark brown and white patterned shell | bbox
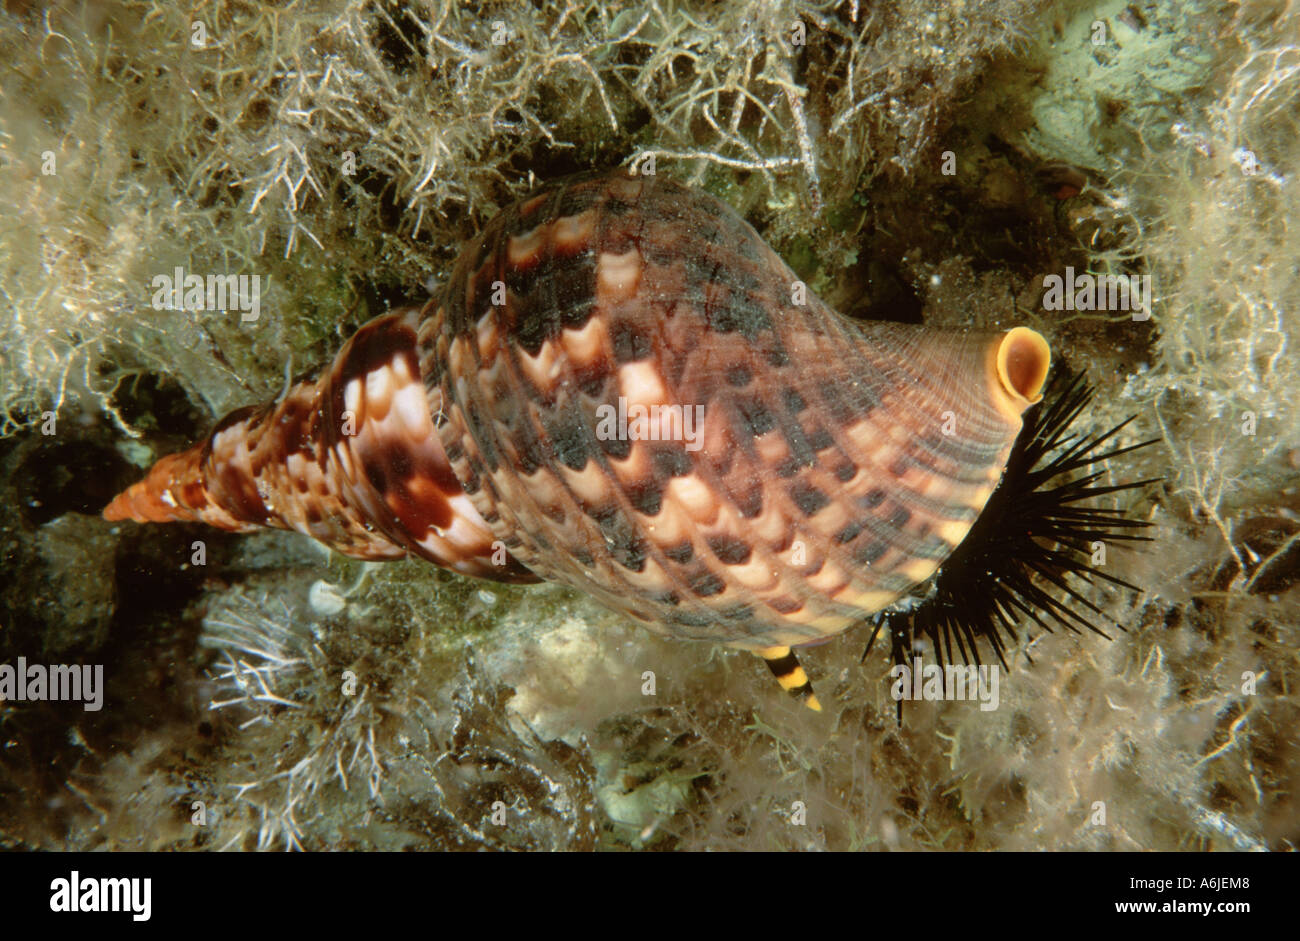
[416,171,1049,650]
[105,170,1050,654]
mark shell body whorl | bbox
[416,172,1049,649]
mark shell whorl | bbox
[416,171,1050,649]
[105,170,1050,652]
[102,307,536,582]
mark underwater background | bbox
[0,0,1295,850]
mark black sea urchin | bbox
[864,369,1158,720]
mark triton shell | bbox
[105,170,1050,673]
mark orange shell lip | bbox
[993,327,1052,414]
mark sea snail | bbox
[105,170,1056,711]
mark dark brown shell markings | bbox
[105,170,1055,710]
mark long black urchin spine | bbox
[864,370,1158,719]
